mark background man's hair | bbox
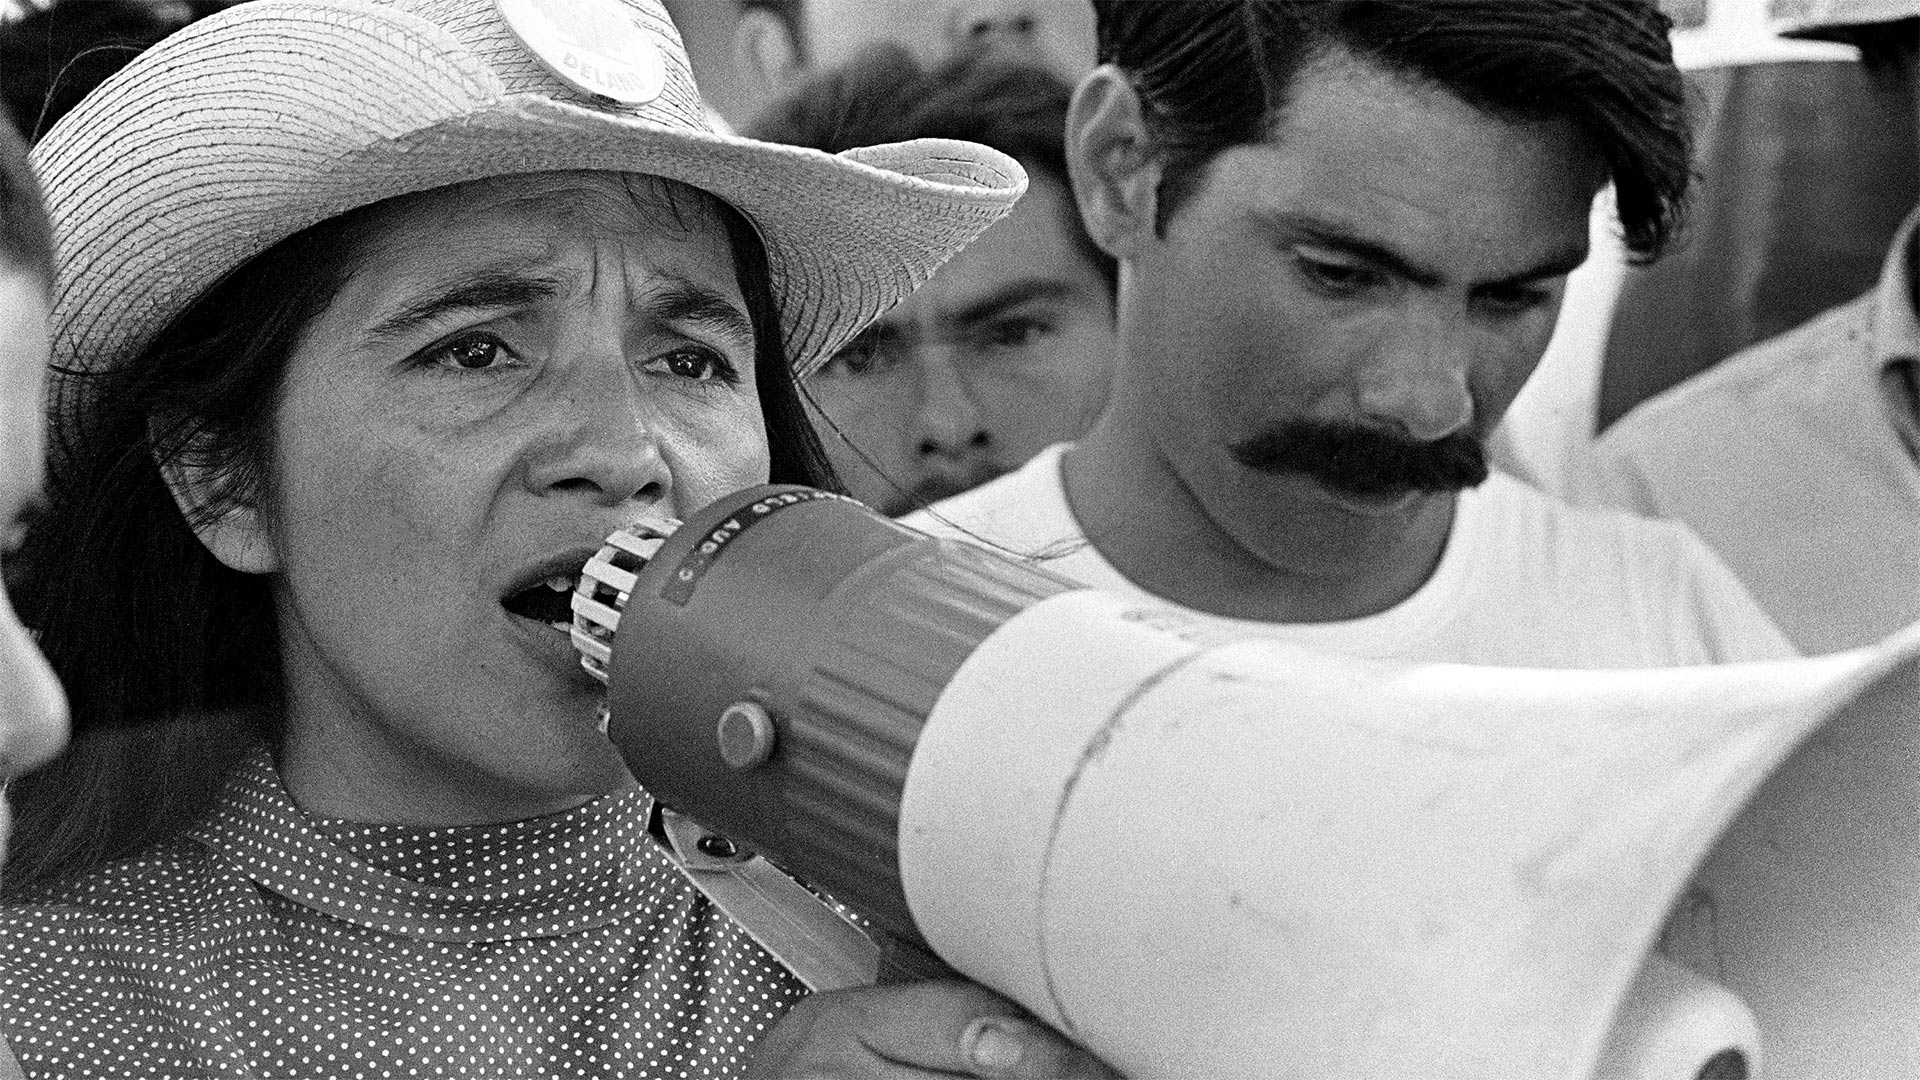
[0,115,52,284]
[1091,0,1692,262]
[747,43,1118,294]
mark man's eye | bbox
[1475,285,1553,318]
[647,347,740,385]
[820,336,897,378]
[979,316,1053,351]
[416,334,518,372]
[1295,254,1377,294]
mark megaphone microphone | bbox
[570,485,1919,1080]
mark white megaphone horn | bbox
[570,485,1919,1080]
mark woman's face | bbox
[0,268,69,863]
[247,172,769,825]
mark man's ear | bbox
[1065,65,1164,263]
[732,7,804,100]
[156,443,279,575]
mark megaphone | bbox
[570,485,1919,1079]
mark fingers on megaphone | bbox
[747,980,1119,1080]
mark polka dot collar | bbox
[189,748,653,944]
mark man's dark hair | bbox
[1092,0,1692,263]
[747,43,1118,294]
[0,115,52,285]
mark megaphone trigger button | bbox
[696,835,740,859]
[718,700,778,770]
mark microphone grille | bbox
[571,517,679,685]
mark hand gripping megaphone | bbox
[570,485,1919,1080]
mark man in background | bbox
[670,0,1094,129]
[910,0,1793,668]
[1593,0,1920,655]
[752,48,1116,515]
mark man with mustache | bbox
[909,0,1793,667]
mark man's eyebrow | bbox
[948,279,1091,328]
[1262,211,1588,289]
[1488,244,1590,287]
[361,265,567,344]
[1264,211,1444,288]
[642,277,756,349]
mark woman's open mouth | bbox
[502,572,582,636]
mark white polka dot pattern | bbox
[0,748,807,1077]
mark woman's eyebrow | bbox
[361,268,567,345]
[641,277,755,350]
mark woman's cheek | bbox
[666,408,772,516]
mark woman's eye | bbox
[416,334,519,372]
[646,347,740,385]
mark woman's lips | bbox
[504,605,602,689]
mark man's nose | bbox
[1357,317,1477,442]
[946,1,1044,56]
[913,353,992,459]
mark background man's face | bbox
[805,173,1115,515]
[1118,51,1603,543]
[798,0,1095,80]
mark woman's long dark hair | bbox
[3,178,836,896]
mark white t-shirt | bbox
[1591,212,1920,656]
[903,444,1796,668]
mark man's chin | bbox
[878,470,1007,517]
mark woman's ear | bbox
[1065,65,1165,263]
[156,442,279,575]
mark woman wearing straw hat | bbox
[0,0,1110,1076]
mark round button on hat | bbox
[496,0,666,105]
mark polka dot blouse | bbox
[0,747,807,1078]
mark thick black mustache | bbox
[1229,420,1489,499]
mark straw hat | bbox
[32,0,1028,430]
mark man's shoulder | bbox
[1463,472,1723,581]
[1456,475,1793,663]
[1473,469,1673,531]
[1603,291,1873,448]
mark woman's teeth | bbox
[545,575,573,593]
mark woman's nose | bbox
[525,380,674,510]
[0,600,68,782]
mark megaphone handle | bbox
[650,803,895,993]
